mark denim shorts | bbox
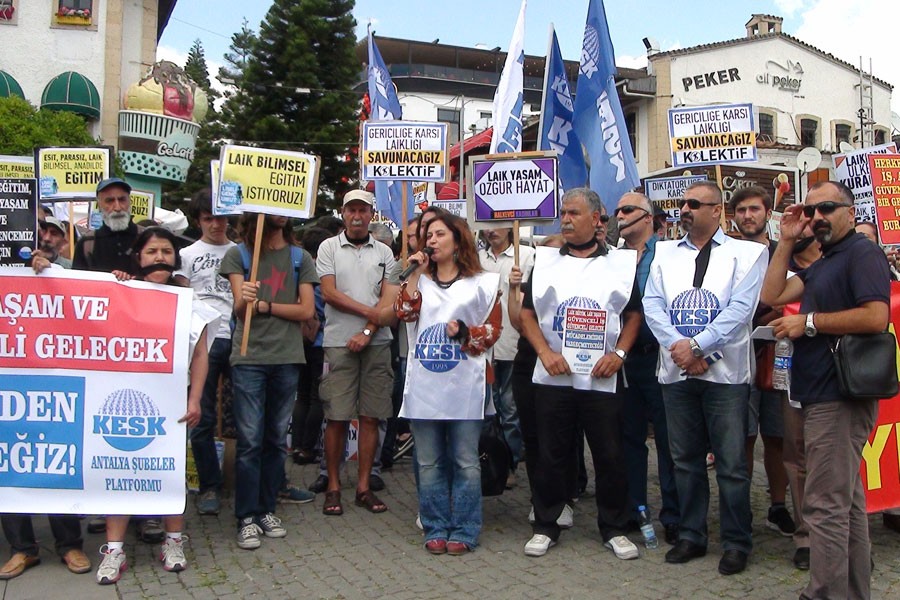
[748,385,785,438]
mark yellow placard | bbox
[130,190,155,223]
[218,146,319,219]
[0,156,35,179]
[35,147,111,200]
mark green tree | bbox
[230,0,360,214]
[217,19,258,142]
[0,96,97,155]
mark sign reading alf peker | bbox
[0,269,192,515]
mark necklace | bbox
[433,272,461,289]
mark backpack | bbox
[237,243,304,292]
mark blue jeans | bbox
[411,419,482,547]
[622,351,679,526]
[232,363,299,521]
[662,380,752,553]
[491,361,523,469]
[190,337,230,493]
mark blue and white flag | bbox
[490,0,527,154]
[572,0,640,215]
[367,29,412,227]
[536,27,588,235]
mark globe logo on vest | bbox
[92,389,166,452]
[554,296,602,339]
[414,322,467,373]
[670,288,722,337]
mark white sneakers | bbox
[160,537,187,572]
[524,534,556,557]
[96,546,127,585]
[605,535,640,560]
[528,504,574,529]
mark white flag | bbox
[490,0,526,154]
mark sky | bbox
[157,0,900,120]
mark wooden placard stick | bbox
[68,202,75,260]
[239,212,265,356]
[401,183,409,266]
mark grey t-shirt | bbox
[219,244,318,365]
[316,232,396,347]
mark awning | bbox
[0,70,24,99]
[41,72,101,119]
[448,127,493,162]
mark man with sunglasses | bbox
[643,180,768,575]
[762,180,890,600]
[615,192,680,546]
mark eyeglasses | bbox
[614,205,649,216]
[802,201,853,218]
[681,198,720,210]
[599,214,610,224]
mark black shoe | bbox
[665,540,707,564]
[664,523,679,545]
[308,475,329,494]
[292,449,315,465]
[718,550,748,575]
[369,474,385,492]
[883,513,900,534]
[792,547,810,570]
[766,505,796,537]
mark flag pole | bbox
[536,23,555,154]
[459,95,465,199]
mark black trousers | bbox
[531,384,629,542]
[1,514,82,557]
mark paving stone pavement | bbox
[4,440,900,599]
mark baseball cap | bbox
[96,177,132,195]
[39,216,66,234]
[342,189,375,207]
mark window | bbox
[800,118,819,147]
[875,129,887,145]
[438,108,460,146]
[479,111,492,120]
[758,113,775,142]
[53,0,94,28]
[625,112,637,159]
[834,123,852,148]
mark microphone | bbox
[399,247,433,281]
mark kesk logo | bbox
[670,288,722,337]
[414,323,467,373]
[580,26,601,79]
[92,389,166,451]
[554,296,602,339]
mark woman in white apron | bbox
[395,214,501,556]
[96,227,217,584]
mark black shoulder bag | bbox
[831,331,899,400]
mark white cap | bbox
[342,189,375,207]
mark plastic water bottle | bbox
[638,505,658,549]
[772,338,793,391]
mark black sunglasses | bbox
[599,214,610,223]
[802,201,853,218]
[614,205,649,216]
[681,198,719,210]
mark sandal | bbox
[354,489,388,513]
[323,490,343,516]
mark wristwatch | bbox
[614,348,627,361]
[804,312,817,337]
[362,328,373,337]
[689,338,703,358]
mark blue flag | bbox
[536,28,588,235]
[367,31,412,227]
[572,0,640,215]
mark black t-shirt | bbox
[72,222,141,273]
[792,232,891,404]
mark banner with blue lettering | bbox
[572,0,640,214]
[489,0,527,154]
[535,28,588,235]
[0,268,192,515]
[367,30,413,227]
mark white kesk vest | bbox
[531,246,637,392]
[400,272,500,420]
[654,237,766,384]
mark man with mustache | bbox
[643,181,767,575]
[34,216,72,268]
[762,181,890,600]
[615,192,680,546]
[73,178,140,274]
[316,190,398,516]
[730,187,796,541]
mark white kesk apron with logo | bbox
[531,246,637,392]
[654,238,766,384]
[400,272,500,420]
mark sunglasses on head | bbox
[598,214,610,224]
[614,205,649,216]
[802,201,853,218]
[681,198,719,210]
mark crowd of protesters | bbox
[2,177,896,600]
